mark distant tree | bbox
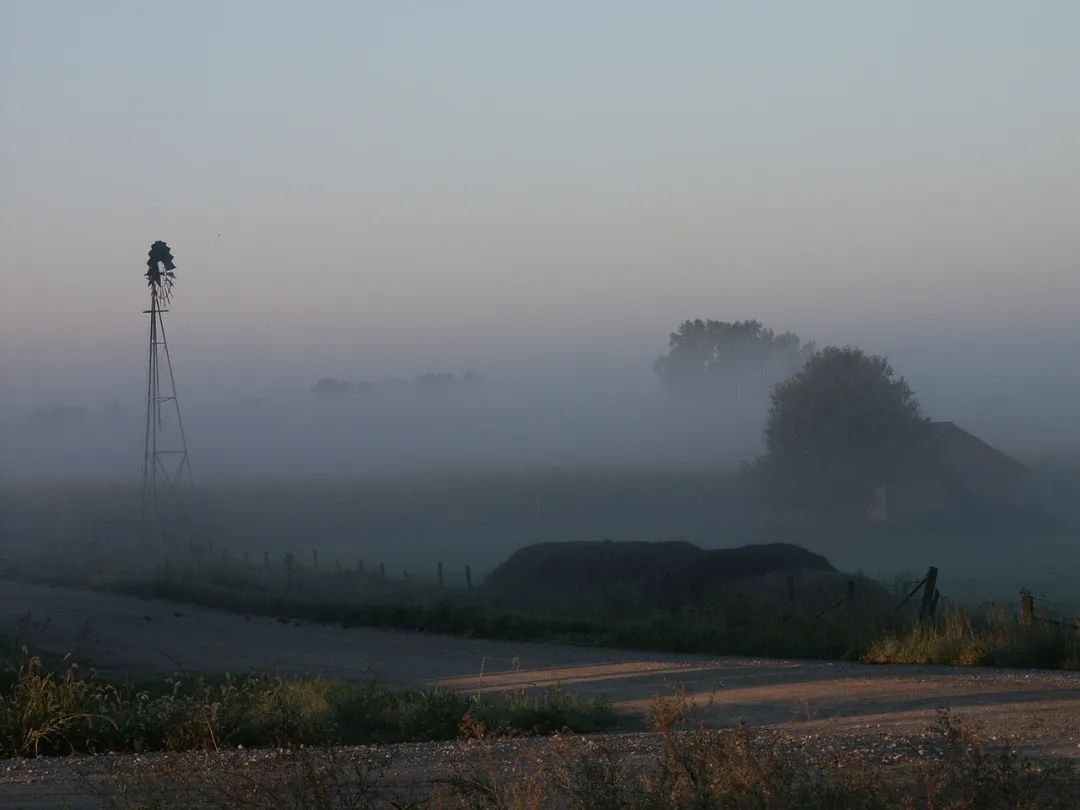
[28,405,87,431]
[310,377,352,399]
[655,319,813,395]
[762,346,927,515]
[415,372,457,391]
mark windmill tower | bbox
[141,240,193,539]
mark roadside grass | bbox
[866,608,1080,669]
[0,644,614,758]
[99,694,1080,809]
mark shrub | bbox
[0,645,614,758]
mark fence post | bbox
[918,566,939,621]
[438,561,444,588]
[465,565,473,590]
[1019,589,1034,625]
[786,576,796,603]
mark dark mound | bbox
[487,540,835,611]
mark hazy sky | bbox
[2,2,1078,429]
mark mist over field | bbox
[2,3,1078,608]
[2,331,1079,483]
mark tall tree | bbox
[763,346,927,515]
[655,319,813,394]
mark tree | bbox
[762,346,927,516]
[310,377,353,400]
[655,319,813,395]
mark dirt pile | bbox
[487,540,836,611]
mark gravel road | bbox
[2,579,1079,807]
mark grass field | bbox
[3,462,1078,673]
[3,462,1077,601]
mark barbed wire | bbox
[1040,597,1080,612]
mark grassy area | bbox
[6,460,1077,600]
[0,643,614,758]
[867,609,1080,669]
[99,692,1080,809]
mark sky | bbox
[2,2,1079,466]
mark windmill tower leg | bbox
[141,288,159,534]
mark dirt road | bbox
[3,580,1079,755]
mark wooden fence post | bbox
[918,566,939,621]
[1019,590,1034,625]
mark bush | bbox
[0,646,614,758]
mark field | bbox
[3,460,1079,601]
[2,463,1079,806]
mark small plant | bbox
[0,651,118,756]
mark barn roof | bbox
[918,421,1029,473]
[887,420,1030,506]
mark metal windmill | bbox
[141,240,193,537]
